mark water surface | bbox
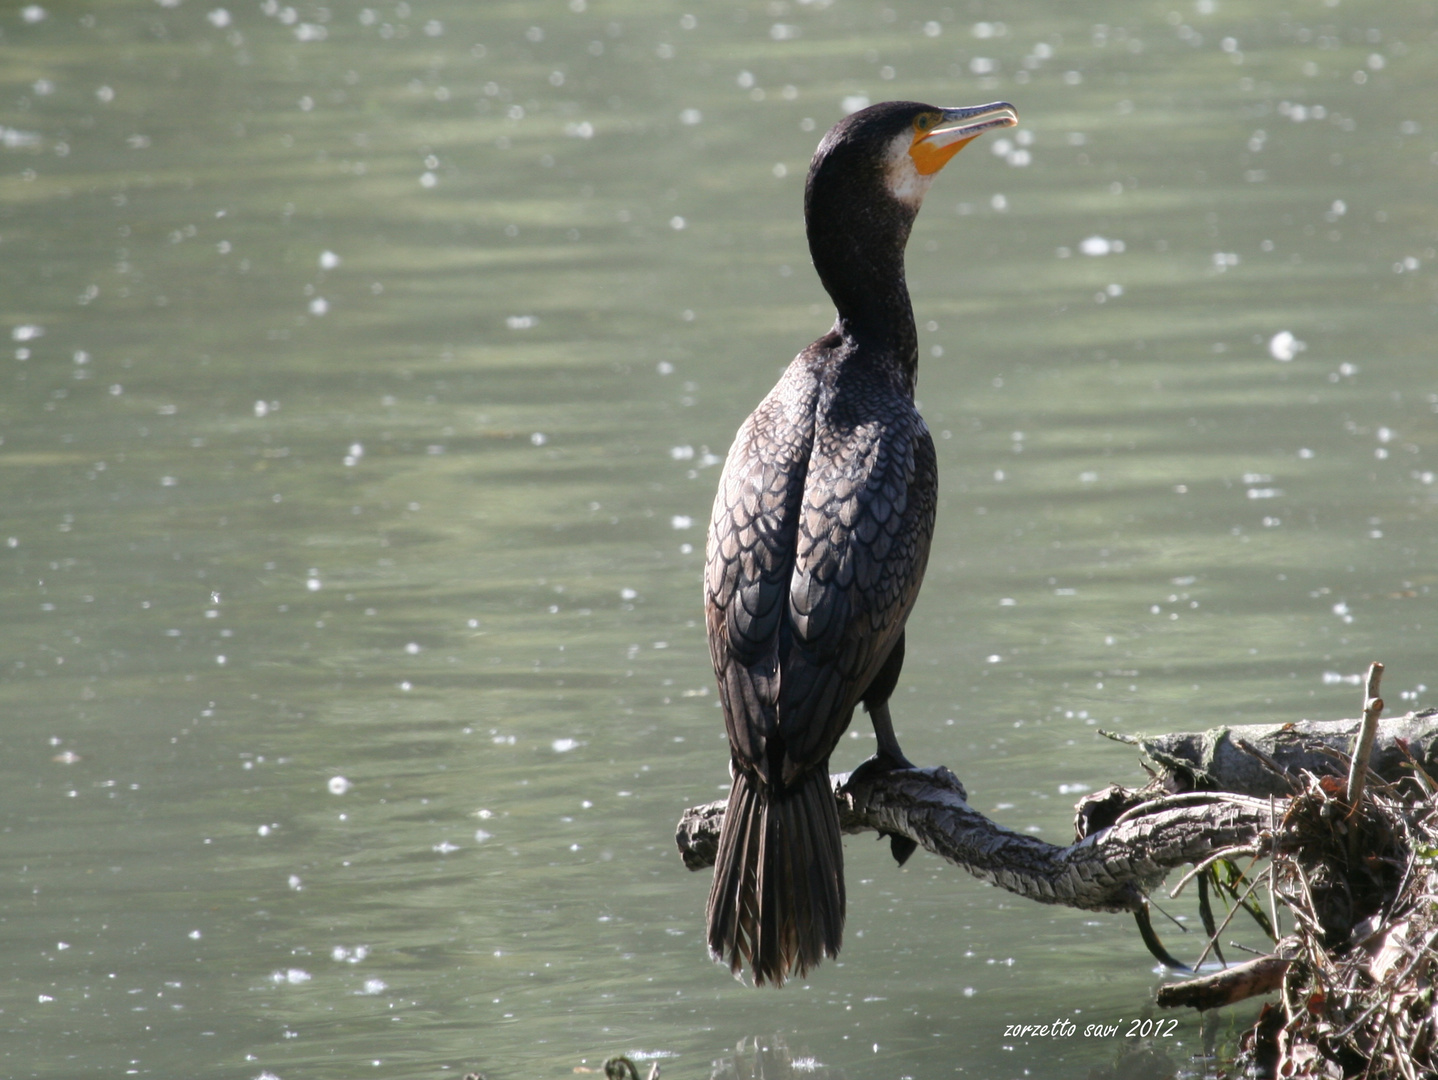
[1,1,1435,1077]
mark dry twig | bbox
[1345,661,1385,808]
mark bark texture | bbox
[680,766,1274,912]
[676,711,1438,913]
[1154,954,1293,1010]
[1105,707,1438,798]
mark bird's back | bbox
[705,338,937,790]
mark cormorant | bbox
[704,100,1018,986]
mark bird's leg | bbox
[848,699,920,866]
[865,698,915,771]
[843,635,920,864]
[846,699,913,786]
[852,632,913,773]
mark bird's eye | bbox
[915,114,936,133]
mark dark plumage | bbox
[703,100,1017,986]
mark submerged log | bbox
[1101,707,1438,798]
[1154,952,1294,1010]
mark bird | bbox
[703,100,1018,986]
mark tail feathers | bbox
[705,767,844,986]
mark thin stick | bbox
[1226,940,1269,956]
[1110,790,1270,828]
[1110,791,1225,825]
[1193,863,1268,970]
[1233,737,1295,788]
[1267,796,1282,941]
[1169,844,1261,899]
[1345,661,1385,806]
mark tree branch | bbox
[675,711,1438,913]
[1346,661,1386,806]
[678,766,1273,912]
[1154,953,1293,1010]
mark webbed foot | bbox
[846,749,916,788]
[845,751,920,866]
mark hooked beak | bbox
[909,102,1019,176]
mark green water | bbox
[1,1,1435,1077]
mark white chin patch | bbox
[884,130,933,207]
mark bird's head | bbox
[808,100,1018,213]
[803,100,1018,344]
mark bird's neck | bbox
[808,213,919,389]
[830,274,918,386]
